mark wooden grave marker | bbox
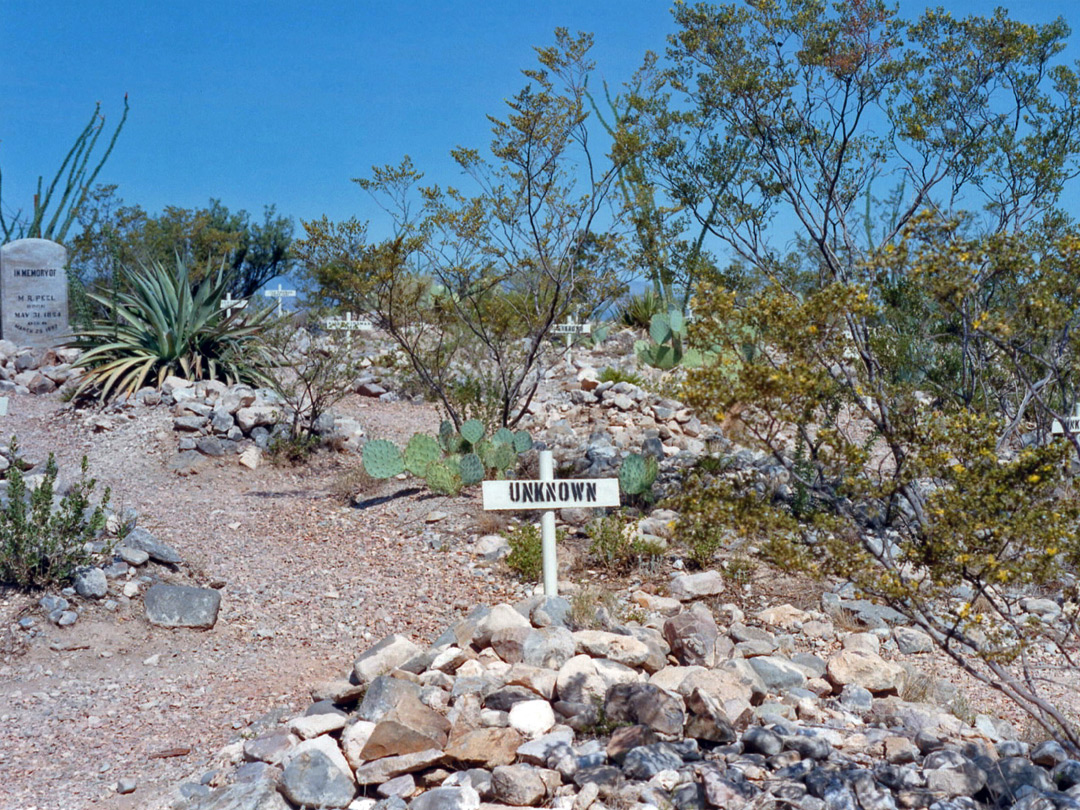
[324,311,373,348]
[482,449,619,596]
[551,314,592,364]
[220,294,248,318]
[263,283,296,317]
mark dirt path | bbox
[0,394,517,810]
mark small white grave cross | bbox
[220,294,248,318]
[551,314,592,364]
[324,311,374,348]
[263,283,297,317]
[482,450,619,596]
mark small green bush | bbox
[587,513,665,571]
[0,439,110,589]
[267,431,321,465]
[598,367,642,386]
[503,523,567,582]
[504,523,543,581]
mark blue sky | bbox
[2,1,1077,247]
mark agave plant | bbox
[70,257,273,401]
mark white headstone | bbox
[0,238,69,347]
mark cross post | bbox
[481,449,619,596]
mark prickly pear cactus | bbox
[478,440,501,470]
[459,453,484,485]
[493,427,516,447]
[619,452,658,496]
[512,430,532,454]
[438,420,458,453]
[460,419,485,447]
[493,441,516,472]
[650,311,674,345]
[363,439,404,479]
[426,459,463,496]
[404,434,441,477]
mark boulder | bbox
[573,630,651,668]
[556,654,640,705]
[409,786,480,810]
[144,584,221,629]
[360,695,450,759]
[279,737,355,809]
[668,570,725,601]
[826,649,905,694]
[445,727,523,768]
[664,606,723,667]
[353,634,422,685]
[603,683,685,737]
[124,527,182,564]
[352,749,446,785]
[490,764,550,806]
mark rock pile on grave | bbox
[17,505,222,634]
[108,375,366,463]
[170,574,1077,810]
[0,340,83,396]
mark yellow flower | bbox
[1027,474,1041,484]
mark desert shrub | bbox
[597,367,642,386]
[259,317,363,452]
[0,439,110,589]
[70,256,273,401]
[267,431,321,466]
[504,523,543,582]
[296,31,624,430]
[586,513,664,571]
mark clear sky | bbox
[2,1,1077,245]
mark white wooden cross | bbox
[324,311,374,348]
[482,450,619,596]
[220,294,248,318]
[263,283,297,317]
[551,314,592,365]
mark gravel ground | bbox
[0,393,516,810]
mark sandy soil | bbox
[0,393,517,810]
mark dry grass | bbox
[569,586,620,630]
[329,463,381,504]
[471,511,510,536]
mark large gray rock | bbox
[556,654,641,705]
[573,630,651,668]
[280,742,356,809]
[603,683,685,737]
[664,606,723,667]
[144,584,221,629]
[668,570,725,601]
[353,634,422,684]
[490,764,549,806]
[352,748,445,785]
[826,648,905,694]
[73,566,108,599]
[747,655,807,693]
[409,786,480,810]
[357,675,422,722]
[174,778,289,810]
[522,627,576,670]
[123,527,182,564]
